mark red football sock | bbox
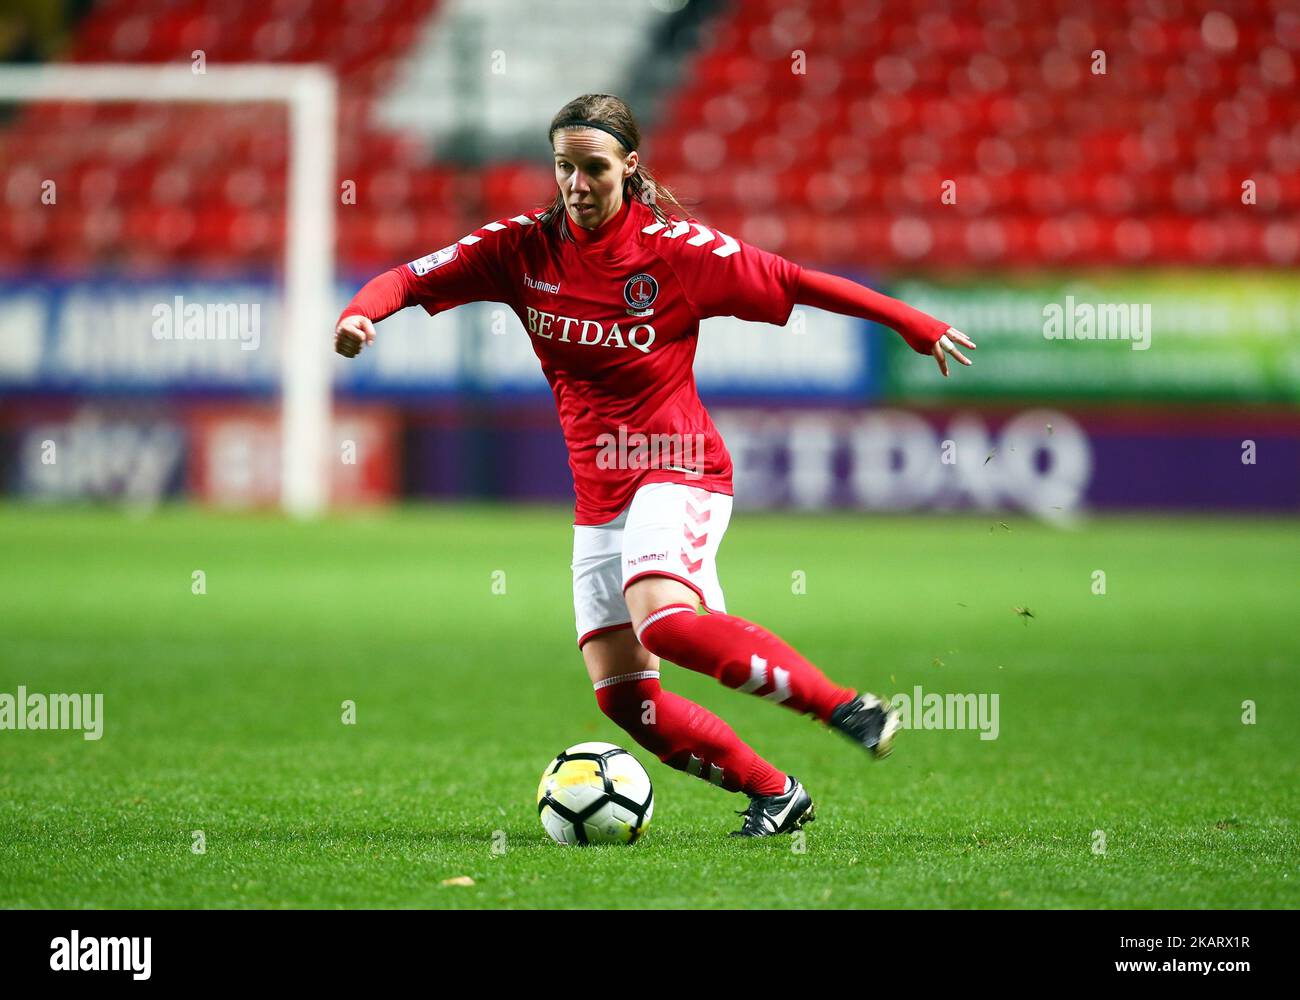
[637,604,857,723]
[594,672,786,797]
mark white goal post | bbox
[0,63,337,517]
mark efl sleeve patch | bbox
[406,244,460,276]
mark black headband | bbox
[551,118,635,153]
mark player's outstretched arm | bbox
[794,268,976,377]
[334,266,419,358]
[335,226,513,358]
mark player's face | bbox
[553,129,638,230]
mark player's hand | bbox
[335,314,376,358]
[932,327,975,377]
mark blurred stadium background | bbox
[1,0,1296,516]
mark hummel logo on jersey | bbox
[524,273,560,294]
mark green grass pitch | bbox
[0,504,1296,909]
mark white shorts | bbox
[572,481,734,647]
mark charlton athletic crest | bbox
[623,272,658,317]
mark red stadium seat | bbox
[2,0,1295,272]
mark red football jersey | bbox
[381,197,801,524]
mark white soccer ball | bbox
[536,742,654,845]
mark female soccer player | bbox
[335,94,975,837]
